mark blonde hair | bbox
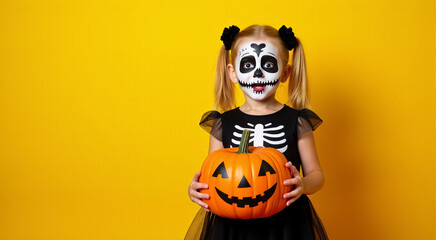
[214,24,312,112]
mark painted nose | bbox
[253,68,264,78]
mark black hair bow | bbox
[279,25,297,51]
[220,25,240,51]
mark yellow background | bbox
[0,0,435,239]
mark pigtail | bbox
[287,38,311,110]
[214,45,236,112]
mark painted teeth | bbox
[237,79,280,87]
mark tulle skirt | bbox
[184,195,328,240]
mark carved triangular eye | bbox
[212,162,229,178]
[258,160,276,176]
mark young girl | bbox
[185,24,328,240]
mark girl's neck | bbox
[240,95,284,115]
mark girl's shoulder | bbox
[297,107,323,131]
[197,107,238,132]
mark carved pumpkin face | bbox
[199,145,292,219]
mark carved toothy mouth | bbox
[215,183,277,207]
[238,79,279,94]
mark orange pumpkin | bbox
[199,129,292,219]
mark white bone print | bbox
[230,123,288,153]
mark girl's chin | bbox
[243,91,275,101]
[240,86,278,101]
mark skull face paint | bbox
[235,41,282,100]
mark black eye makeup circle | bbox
[261,56,278,73]
[240,56,256,73]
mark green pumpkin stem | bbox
[237,129,251,154]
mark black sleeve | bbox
[199,110,222,142]
[297,108,323,139]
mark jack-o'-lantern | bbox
[199,129,292,219]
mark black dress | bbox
[185,104,329,240]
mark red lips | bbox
[252,83,266,92]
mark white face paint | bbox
[235,41,282,100]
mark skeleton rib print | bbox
[230,123,288,153]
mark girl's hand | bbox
[188,171,211,212]
[283,162,304,206]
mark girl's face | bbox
[230,39,286,101]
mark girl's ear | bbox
[281,64,292,83]
[227,64,238,84]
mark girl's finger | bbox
[193,182,209,190]
[283,178,298,186]
[192,171,202,182]
[289,188,302,196]
[193,198,209,209]
[285,163,300,177]
[289,165,299,176]
[285,162,294,169]
[283,179,291,185]
[193,191,210,200]
[286,198,296,206]
[283,192,293,199]
[283,190,297,199]
[283,187,303,199]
